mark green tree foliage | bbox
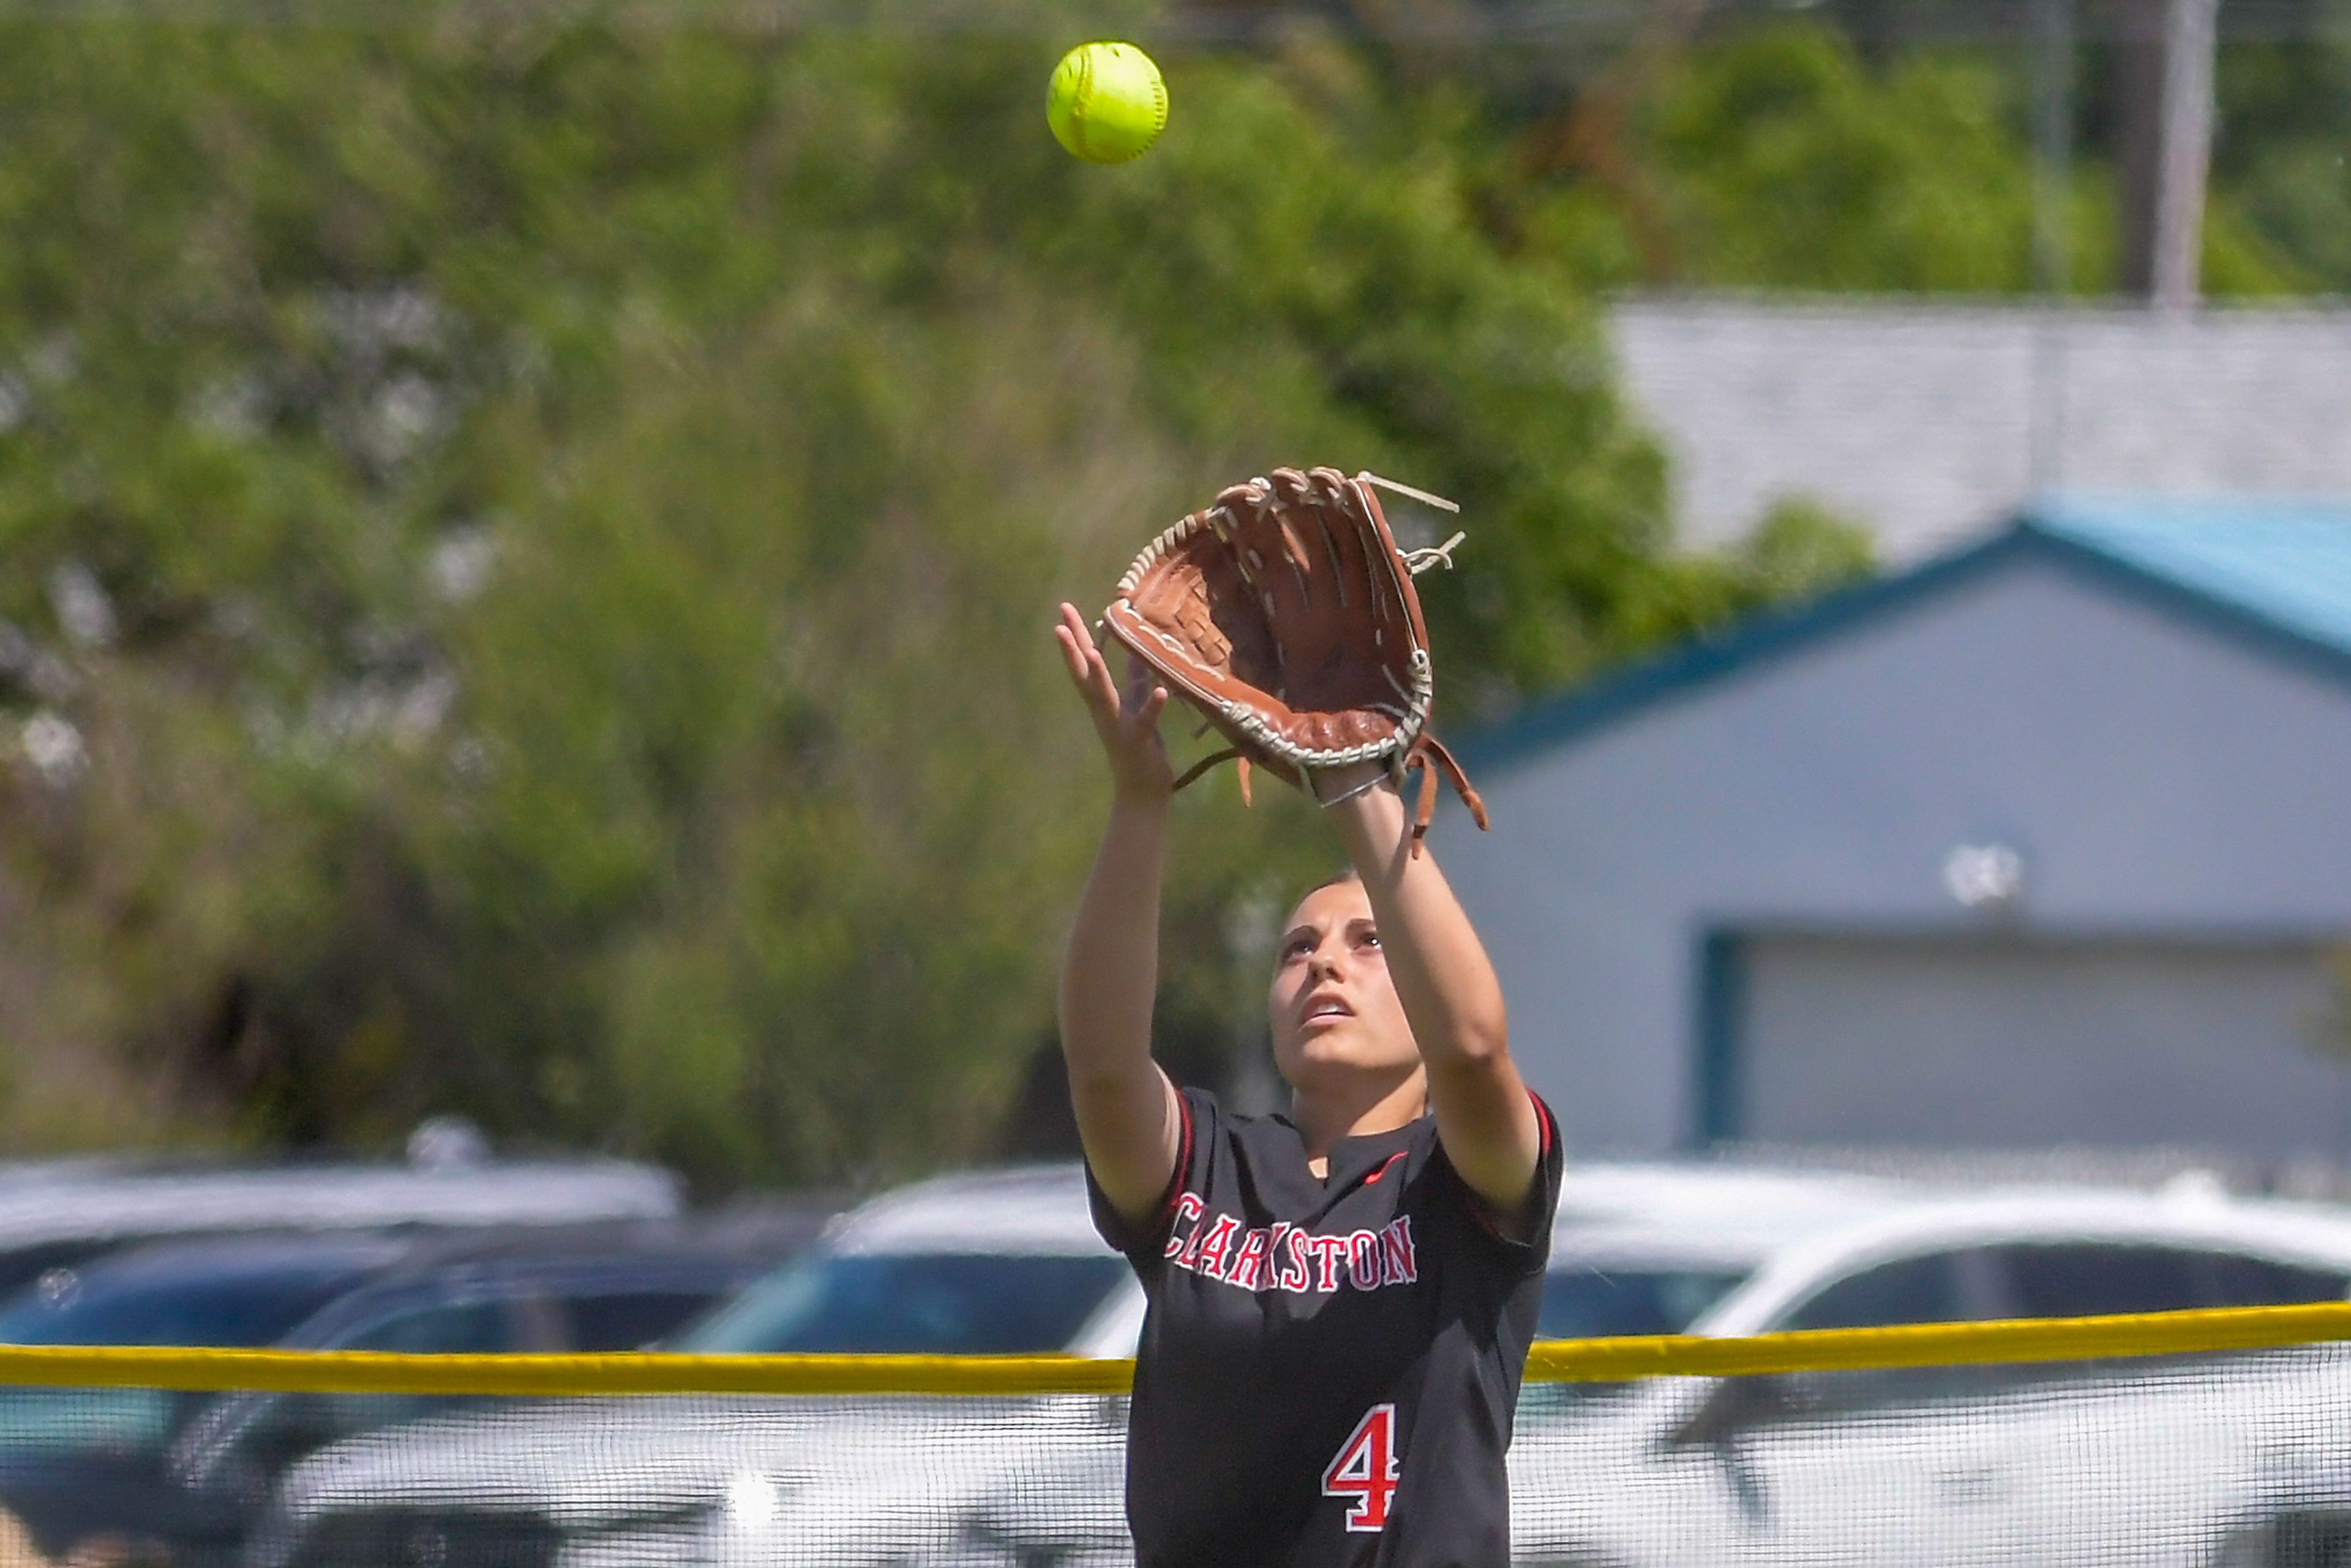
[2210,13,2351,292]
[0,15,1855,1184]
[1510,22,2300,297]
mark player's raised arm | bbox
[1319,765,1541,1217]
[1052,603,1184,1226]
[1067,468,1560,1568]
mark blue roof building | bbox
[1438,497,2351,1167]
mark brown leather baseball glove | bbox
[1101,466,1488,850]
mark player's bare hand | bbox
[1055,603,1172,803]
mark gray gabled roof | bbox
[1457,494,2351,776]
[1615,298,2351,560]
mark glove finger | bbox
[1302,467,1371,632]
[1235,475,1307,626]
[1346,476,1417,696]
[1331,469,1423,733]
[1218,478,1307,687]
[1268,468,1342,628]
[1266,468,1348,685]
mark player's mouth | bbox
[1299,992,1352,1030]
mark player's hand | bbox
[1055,602,1172,805]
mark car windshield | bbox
[677,1251,1127,1354]
[0,1260,375,1348]
[1539,1265,1751,1339]
[0,1253,387,1461]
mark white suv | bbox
[838,1183,2351,1568]
[1509,1188,2351,1568]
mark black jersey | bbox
[1088,1086,1563,1568]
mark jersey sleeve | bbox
[1445,1089,1564,1274]
[1084,1086,1208,1266]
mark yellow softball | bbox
[1046,42,1168,165]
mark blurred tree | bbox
[1506,21,2302,296]
[2205,13,2351,292]
[0,13,1862,1186]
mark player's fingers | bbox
[1061,636,1114,718]
[1063,640,1123,740]
[1052,623,1092,688]
[1061,604,1114,681]
[1081,647,1127,726]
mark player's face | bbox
[1267,879,1421,1089]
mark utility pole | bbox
[2030,0,2074,298]
[2028,0,2074,492]
[2118,0,2219,309]
[2151,0,2218,310]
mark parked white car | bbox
[1507,1188,2351,1568]
[887,1182,2351,1568]
[239,1160,1910,1566]
[252,1165,2351,1568]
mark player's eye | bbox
[1280,935,1316,962]
[1355,928,1381,951]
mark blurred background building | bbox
[1446,498,2351,1163]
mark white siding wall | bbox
[1438,555,2351,1157]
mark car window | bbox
[0,1242,126,1304]
[337,1300,517,1354]
[1993,1243,2351,1318]
[0,1261,371,1348]
[565,1289,726,1351]
[1539,1267,1749,1339]
[1714,1241,2351,1436]
[1994,1244,2205,1317]
[1518,1267,1752,1427]
[2199,1252,2351,1307]
[1728,1247,2003,1425]
[676,1251,1127,1354]
[1781,1249,1994,1331]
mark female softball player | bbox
[1052,602,1562,1568]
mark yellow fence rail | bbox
[0,1300,2348,1398]
[1523,1299,2351,1382]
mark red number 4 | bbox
[1322,1403,1401,1532]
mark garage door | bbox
[1731,933,2351,1160]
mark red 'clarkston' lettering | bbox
[1161,1201,1417,1295]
